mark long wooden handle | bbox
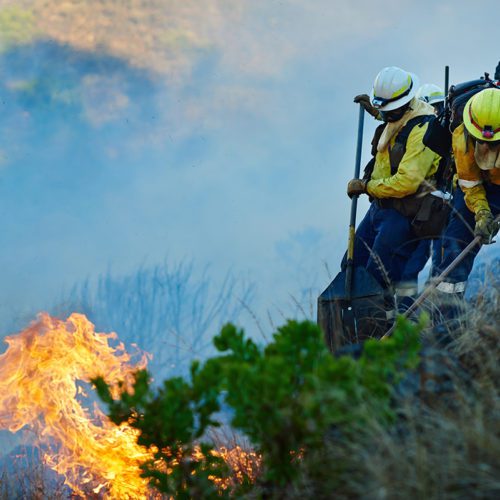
[345,106,365,299]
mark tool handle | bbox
[345,106,365,298]
[381,215,500,339]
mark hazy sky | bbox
[1,0,499,334]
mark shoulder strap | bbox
[389,115,433,175]
[371,123,387,157]
[464,126,469,153]
[395,115,433,148]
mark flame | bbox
[211,446,261,489]
[0,313,152,498]
[0,313,260,497]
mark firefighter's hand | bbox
[347,179,368,198]
[474,210,499,244]
[354,94,380,118]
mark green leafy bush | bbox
[94,318,422,497]
[93,367,227,500]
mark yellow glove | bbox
[353,94,381,119]
[347,179,367,198]
[474,210,499,244]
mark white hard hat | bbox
[370,66,420,111]
[416,83,445,105]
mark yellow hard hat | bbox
[463,88,500,141]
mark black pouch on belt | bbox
[411,193,451,239]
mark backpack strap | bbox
[395,115,433,147]
[464,126,470,153]
[362,123,387,182]
[371,123,387,157]
[389,115,433,174]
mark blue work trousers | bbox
[433,184,500,291]
[401,232,445,283]
[401,239,431,282]
[352,203,419,289]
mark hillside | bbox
[0,0,233,78]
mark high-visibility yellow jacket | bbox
[366,118,440,199]
[454,123,500,214]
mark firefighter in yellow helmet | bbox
[432,88,500,322]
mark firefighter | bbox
[432,88,500,324]
[416,83,445,115]
[399,83,448,309]
[347,66,440,318]
[356,83,445,120]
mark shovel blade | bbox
[320,266,385,301]
[317,267,388,351]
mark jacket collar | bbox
[377,98,434,153]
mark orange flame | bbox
[0,313,260,497]
[211,446,261,489]
[0,313,152,498]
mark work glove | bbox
[354,94,380,119]
[474,209,499,244]
[347,178,367,198]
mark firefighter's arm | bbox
[453,125,490,214]
[366,125,437,199]
[459,183,490,214]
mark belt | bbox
[374,198,395,209]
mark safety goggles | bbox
[379,103,410,123]
[468,106,500,140]
[372,80,413,109]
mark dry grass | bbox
[0,0,238,78]
[285,287,500,500]
[0,446,69,499]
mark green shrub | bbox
[94,318,422,497]
[93,366,227,499]
[207,318,421,487]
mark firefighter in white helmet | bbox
[355,82,445,118]
[399,83,448,305]
[346,67,440,317]
[416,83,445,115]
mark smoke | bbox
[0,0,499,335]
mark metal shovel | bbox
[317,106,386,352]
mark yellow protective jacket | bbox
[367,106,440,199]
[454,123,500,214]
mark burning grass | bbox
[0,313,152,498]
[0,313,260,498]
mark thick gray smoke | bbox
[0,0,498,342]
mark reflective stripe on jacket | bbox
[366,120,439,199]
[454,123,500,214]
